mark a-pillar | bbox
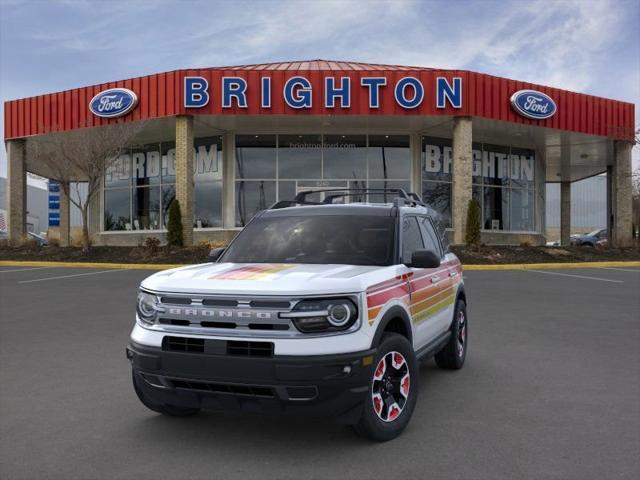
[560,181,571,246]
[59,181,70,246]
[6,139,27,244]
[452,117,473,245]
[610,141,633,247]
[175,115,194,246]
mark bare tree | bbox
[27,121,144,250]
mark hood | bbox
[141,262,383,296]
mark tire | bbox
[435,299,467,370]
[132,371,201,417]
[353,333,418,442]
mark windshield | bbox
[587,229,603,237]
[221,215,396,266]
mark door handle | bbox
[449,271,458,278]
[431,275,440,284]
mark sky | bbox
[1,0,638,181]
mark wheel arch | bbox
[371,305,413,348]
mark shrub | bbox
[48,237,61,248]
[144,236,161,256]
[166,200,183,247]
[519,241,532,247]
[465,199,481,246]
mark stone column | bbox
[6,139,27,244]
[611,141,633,247]
[222,133,236,229]
[410,133,422,195]
[560,181,571,246]
[452,117,473,245]
[175,115,194,246]
[59,182,70,247]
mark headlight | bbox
[281,298,358,333]
[136,291,159,325]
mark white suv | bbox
[127,189,468,441]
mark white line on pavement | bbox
[597,267,640,273]
[18,269,124,284]
[527,269,624,283]
[0,266,56,273]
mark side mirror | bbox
[208,247,226,263]
[407,249,440,269]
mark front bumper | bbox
[127,341,376,423]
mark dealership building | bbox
[3,60,635,247]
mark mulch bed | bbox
[450,245,640,264]
[1,243,638,265]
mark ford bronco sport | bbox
[127,189,467,441]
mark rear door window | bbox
[401,216,424,264]
[419,217,443,258]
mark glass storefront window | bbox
[510,189,535,231]
[483,186,509,231]
[161,142,176,184]
[104,136,223,232]
[322,135,367,179]
[422,181,452,227]
[368,135,410,180]
[132,143,161,187]
[132,186,160,230]
[236,180,277,227]
[278,134,322,179]
[236,135,276,179]
[104,188,131,231]
[510,147,535,189]
[423,137,453,182]
[105,154,131,188]
[161,185,175,228]
[422,137,537,232]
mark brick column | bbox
[222,133,236,229]
[611,141,633,247]
[59,182,70,246]
[6,139,27,244]
[452,117,473,245]
[175,115,194,246]
[560,181,571,246]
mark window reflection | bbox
[236,180,276,227]
[236,135,276,179]
[278,134,322,179]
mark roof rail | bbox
[269,188,429,209]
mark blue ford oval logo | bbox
[89,88,138,118]
[510,89,556,120]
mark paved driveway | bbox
[1,265,638,480]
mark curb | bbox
[1,260,639,271]
[0,260,186,270]
[463,261,640,271]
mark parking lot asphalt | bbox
[1,265,639,480]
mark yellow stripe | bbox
[1,260,638,271]
[412,294,455,324]
[0,260,183,270]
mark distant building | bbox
[0,176,48,234]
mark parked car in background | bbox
[572,229,607,247]
[27,231,48,246]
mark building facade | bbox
[3,60,636,247]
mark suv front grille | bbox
[162,336,274,357]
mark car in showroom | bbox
[126,189,468,441]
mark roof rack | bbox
[269,188,430,209]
